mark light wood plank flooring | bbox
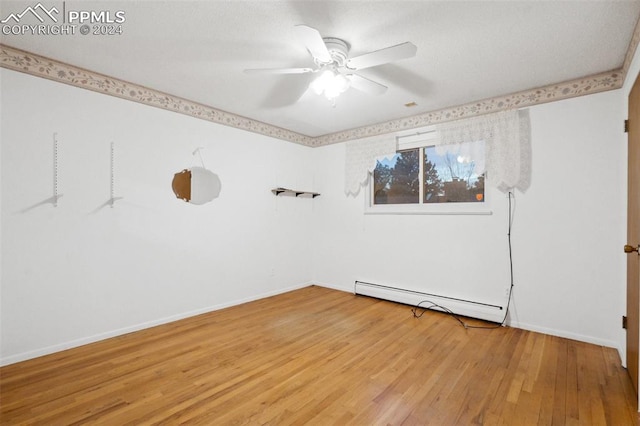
[0,286,637,425]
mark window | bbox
[373,150,420,204]
[423,142,485,203]
[369,137,488,214]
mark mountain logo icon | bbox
[1,3,59,24]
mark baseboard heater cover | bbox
[354,280,504,323]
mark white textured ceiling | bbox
[2,0,640,137]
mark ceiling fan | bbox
[244,25,417,101]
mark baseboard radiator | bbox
[354,280,504,323]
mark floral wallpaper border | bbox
[0,45,315,146]
[0,42,632,147]
[312,69,623,146]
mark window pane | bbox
[424,141,485,203]
[373,149,419,204]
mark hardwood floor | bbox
[0,286,637,425]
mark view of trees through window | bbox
[373,142,485,205]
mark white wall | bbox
[0,69,316,365]
[1,63,632,366]
[312,89,627,356]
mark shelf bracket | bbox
[271,187,320,198]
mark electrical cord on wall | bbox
[412,191,516,329]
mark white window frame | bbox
[365,128,493,216]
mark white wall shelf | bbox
[271,187,320,198]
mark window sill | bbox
[365,210,493,216]
[364,204,493,216]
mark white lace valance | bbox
[435,109,531,193]
[344,109,531,196]
[344,135,397,196]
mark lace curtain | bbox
[344,135,397,196]
[343,109,531,196]
[434,109,531,193]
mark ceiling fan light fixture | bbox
[310,69,350,100]
[245,25,416,102]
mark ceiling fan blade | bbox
[347,42,417,70]
[294,24,332,64]
[348,73,387,95]
[244,67,315,75]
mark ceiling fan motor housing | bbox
[244,25,412,97]
[322,37,350,67]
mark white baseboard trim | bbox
[314,282,622,354]
[507,320,619,352]
[313,281,354,293]
[3,282,622,368]
[1,281,313,367]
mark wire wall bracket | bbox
[52,132,62,207]
[109,142,123,208]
